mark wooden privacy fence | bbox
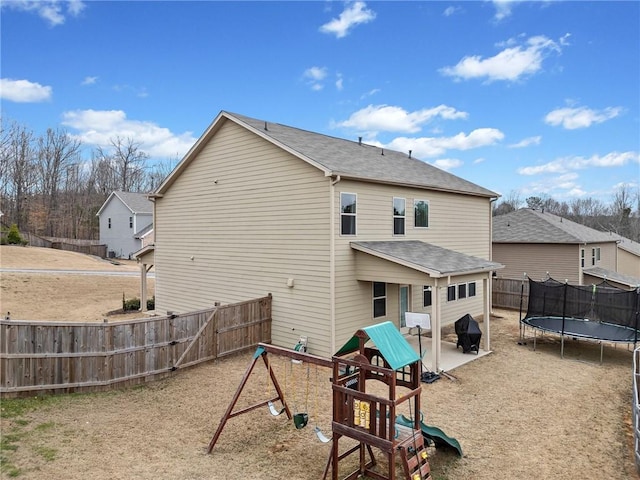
[0,295,272,398]
[492,277,529,311]
[19,233,107,258]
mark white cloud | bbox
[0,78,52,102]
[518,151,639,176]
[521,173,587,199]
[2,0,86,27]
[386,128,505,158]
[303,66,328,91]
[81,76,98,86]
[509,136,541,148]
[432,158,463,171]
[492,0,515,21]
[338,104,468,134]
[439,35,562,82]
[443,6,461,17]
[319,1,376,38]
[61,109,197,159]
[335,74,344,91]
[360,88,380,100]
[544,106,623,130]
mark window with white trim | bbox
[581,249,585,268]
[393,197,405,235]
[447,285,456,302]
[468,282,476,297]
[414,200,429,228]
[423,286,432,307]
[129,216,133,229]
[341,193,357,235]
[592,247,600,266]
[373,282,386,318]
[458,283,467,299]
[108,218,111,229]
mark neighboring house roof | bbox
[156,111,499,199]
[351,240,503,277]
[135,223,154,239]
[132,243,155,260]
[614,236,640,257]
[96,191,153,217]
[583,267,640,288]
[493,208,619,244]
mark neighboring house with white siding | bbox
[493,208,640,289]
[147,111,503,368]
[97,191,153,259]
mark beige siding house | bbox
[148,111,503,369]
[493,208,640,289]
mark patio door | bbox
[399,285,410,328]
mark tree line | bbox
[0,120,175,239]
[493,188,640,242]
[1,119,638,242]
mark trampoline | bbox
[520,277,640,362]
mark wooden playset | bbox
[208,322,434,479]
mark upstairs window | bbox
[468,282,476,297]
[458,283,467,299]
[108,218,111,229]
[592,247,600,266]
[414,200,429,228]
[581,249,585,268]
[129,216,133,229]
[393,197,406,235]
[373,282,386,318]
[341,193,357,235]
[423,286,432,307]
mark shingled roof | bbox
[351,240,503,277]
[493,208,619,244]
[157,111,499,198]
[96,191,153,216]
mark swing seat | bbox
[268,401,285,416]
[314,426,331,443]
[294,413,309,429]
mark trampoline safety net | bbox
[526,277,640,330]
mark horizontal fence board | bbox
[0,295,272,397]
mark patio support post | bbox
[432,278,441,372]
[484,274,491,351]
[140,262,148,312]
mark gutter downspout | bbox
[329,175,341,354]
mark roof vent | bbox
[264,121,268,131]
[381,148,384,156]
[358,136,362,145]
[409,150,412,159]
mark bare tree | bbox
[609,185,635,238]
[95,136,149,192]
[493,190,522,216]
[0,122,37,230]
[146,157,179,191]
[36,128,82,236]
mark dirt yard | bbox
[0,246,638,479]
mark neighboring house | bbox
[493,208,640,289]
[97,191,153,259]
[615,236,640,279]
[147,111,503,367]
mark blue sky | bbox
[1,0,639,204]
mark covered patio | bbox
[403,332,491,373]
[351,240,503,372]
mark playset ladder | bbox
[398,432,431,480]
